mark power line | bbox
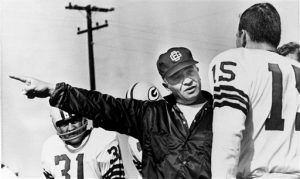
[65,2,114,90]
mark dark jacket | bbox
[50,82,213,179]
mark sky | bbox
[1,0,299,177]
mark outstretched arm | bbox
[10,75,146,139]
[9,75,56,98]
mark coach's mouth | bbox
[185,86,196,93]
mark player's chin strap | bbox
[58,121,88,142]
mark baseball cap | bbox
[157,47,198,78]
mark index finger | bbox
[9,75,27,83]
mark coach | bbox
[11,47,213,179]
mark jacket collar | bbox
[163,90,213,106]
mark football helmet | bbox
[50,107,88,142]
[125,82,161,101]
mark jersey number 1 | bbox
[266,63,300,131]
[55,153,84,179]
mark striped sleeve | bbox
[208,49,250,178]
[133,157,142,173]
[213,85,249,115]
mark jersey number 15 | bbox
[212,62,300,131]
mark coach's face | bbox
[163,65,201,105]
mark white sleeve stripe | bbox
[214,97,248,110]
[214,93,248,108]
[214,100,248,115]
[214,89,248,102]
[213,85,249,115]
[214,85,249,101]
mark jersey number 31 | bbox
[55,153,84,179]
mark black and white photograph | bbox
[1,0,300,178]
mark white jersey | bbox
[98,134,142,179]
[116,134,142,179]
[41,128,116,179]
[208,48,300,178]
[97,137,125,179]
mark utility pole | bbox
[66,3,114,90]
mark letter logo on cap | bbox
[170,51,182,62]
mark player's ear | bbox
[241,30,248,47]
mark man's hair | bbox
[238,3,281,48]
[277,42,300,56]
[277,42,300,62]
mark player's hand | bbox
[9,75,56,99]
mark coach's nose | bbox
[183,77,193,85]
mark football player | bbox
[41,107,116,179]
[122,82,162,177]
[100,82,162,179]
[209,2,300,179]
[277,42,300,62]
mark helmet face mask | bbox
[55,117,88,143]
[50,107,88,146]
